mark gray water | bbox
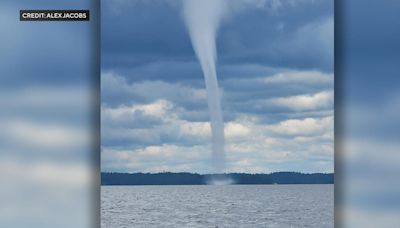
[101,185,333,228]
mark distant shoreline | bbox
[102,172,334,185]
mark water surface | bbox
[102,185,333,228]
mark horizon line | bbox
[101,171,334,175]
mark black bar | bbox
[20,10,90,21]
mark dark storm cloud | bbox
[218,1,333,71]
[101,0,193,70]
[101,0,333,77]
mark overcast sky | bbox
[101,0,334,174]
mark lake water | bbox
[102,185,333,228]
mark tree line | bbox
[101,172,334,185]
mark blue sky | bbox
[101,0,334,173]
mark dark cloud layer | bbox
[101,0,333,75]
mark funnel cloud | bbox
[183,0,227,173]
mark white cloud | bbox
[101,88,334,173]
[224,122,251,138]
[101,106,334,172]
[102,99,210,143]
[102,72,207,106]
[101,72,334,173]
[178,121,210,138]
[267,116,333,136]
[131,80,207,103]
[264,71,333,85]
[102,112,334,173]
[269,91,333,111]
[102,144,208,172]
[101,71,132,95]
[103,99,172,120]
